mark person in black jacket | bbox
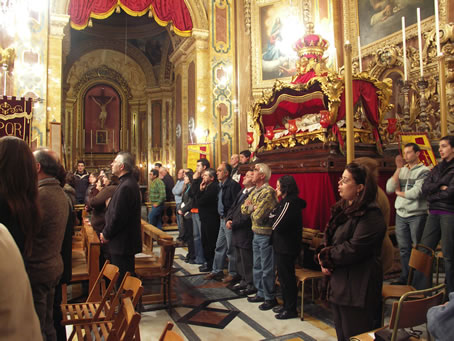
[101,152,142,284]
[205,162,241,282]
[417,135,454,294]
[269,175,306,319]
[178,169,196,263]
[196,168,220,272]
[227,170,256,294]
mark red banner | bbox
[0,96,33,144]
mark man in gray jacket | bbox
[386,143,429,285]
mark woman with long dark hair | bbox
[316,162,386,340]
[269,175,306,319]
[0,136,40,256]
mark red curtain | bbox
[269,173,338,231]
[68,0,193,36]
[333,80,381,150]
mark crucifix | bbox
[90,88,114,129]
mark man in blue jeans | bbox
[148,169,166,230]
[386,143,429,284]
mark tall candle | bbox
[112,130,115,150]
[434,0,441,56]
[417,8,424,77]
[90,130,93,150]
[402,17,408,81]
[333,47,338,73]
[357,36,362,72]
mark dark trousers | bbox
[110,253,135,286]
[275,252,298,312]
[201,219,220,269]
[235,246,254,286]
[31,278,60,341]
[183,217,195,260]
[331,303,375,341]
[53,283,66,341]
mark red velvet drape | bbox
[333,80,381,150]
[68,0,193,36]
[269,173,337,231]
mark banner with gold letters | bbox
[0,96,33,143]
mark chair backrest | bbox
[159,322,183,341]
[389,283,445,341]
[108,297,141,341]
[106,274,144,320]
[407,244,434,285]
[87,261,119,303]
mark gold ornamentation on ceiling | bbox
[73,65,132,100]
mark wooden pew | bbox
[62,222,101,303]
[145,201,178,231]
[140,219,173,253]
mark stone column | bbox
[47,14,69,145]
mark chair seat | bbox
[295,268,324,281]
[73,320,114,341]
[61,301,110,325]
[382,284,416,299]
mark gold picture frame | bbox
[344,0,449,56]
[96,130,108,145]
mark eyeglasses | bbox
[338,177,351,184]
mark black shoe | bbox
[259,299,278,311]
[232,283,248,292]
[204,272,224,281]
[240,287,257,296]
[188,259,196,264]
[272,305,284,313]
[247,295,265,303]
[275,310,298,319]
[199,265,212,273]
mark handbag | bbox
[374,328,411,341]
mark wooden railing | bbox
[144,201,178,231]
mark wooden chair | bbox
[381,244,435,325]
[61,261,119,326]
[136,239,176,308]
[350,283,445,341]
[159,322,184,341]
[295,233,324,320]
[72,296,141,341]
[65,273,143,341]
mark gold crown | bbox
[294,23,329,58]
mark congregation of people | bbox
[2,134,454,341]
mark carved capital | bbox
[49,14,70,38]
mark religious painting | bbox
[96,130,108,145]
[84,84,120,153]
[252,0,335,88]
[399,132,437,169]
[357,0,434,46]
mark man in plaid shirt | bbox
[148,169,166,230]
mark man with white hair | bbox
[241,163,278,311]
[101,152,142,283]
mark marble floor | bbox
[138,231,338,341]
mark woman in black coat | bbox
[316,162,386,341]
[178,169,196,263]
[270,175,306,319]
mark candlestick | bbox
[402,17,408,81]
[439,55,448,136]
[434,0,441,56]
[76,130,78,148]
[417,8,424,77]
[344,41,355,163]
[357,36,362,73]
[112,130,115,151]
[90,130,93,150]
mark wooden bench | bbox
[62,222,101,303]
[140,219,173,254]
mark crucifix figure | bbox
[90,88,114,129]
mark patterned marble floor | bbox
[138,232,338,341]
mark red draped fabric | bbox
[333,80,381,150]
[269,173,338,231]
[68,0,193,36]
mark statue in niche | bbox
[90,88,115,129]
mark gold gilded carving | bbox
[0,48,16,71]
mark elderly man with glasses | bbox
[241,163,278,311]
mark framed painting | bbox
[96,130,108,145]
[251,0,336,90]
[345,0,448,55]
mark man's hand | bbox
[178,209,183,215]
[200,180,207,191]
[100,233,108,244]
[193,171,200,179]
[395,154,405,168]
[441,185,448,191]
[226,220,232,229]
